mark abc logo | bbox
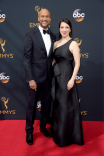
[0,14,6,23]
[75,76,83,83]
[73,9,85,22]
[36,101,41,111]
[0,74,10,83]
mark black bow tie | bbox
[43,29,50,34]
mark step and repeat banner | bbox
[0,0,104,120]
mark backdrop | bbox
[0,0,104,120]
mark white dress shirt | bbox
[38,25,51,56]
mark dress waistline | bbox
[56,59,73,64]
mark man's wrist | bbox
[28,80,34,82]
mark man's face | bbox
[38,9,51,30]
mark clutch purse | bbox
[53,62,61,76]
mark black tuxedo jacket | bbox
[23,27,56,83]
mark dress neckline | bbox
[54,38,72,51]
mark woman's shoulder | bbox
[54,40,60,50]
[69,40,79,53]
[54,40,59,46]
[70,40,78,46]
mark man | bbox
[23,9,56,145]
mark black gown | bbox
[52,39,84,147]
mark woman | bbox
[52,19,84,147]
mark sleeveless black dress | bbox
[52,39,84,147]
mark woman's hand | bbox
[67,79,74,90]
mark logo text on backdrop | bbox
[75,75,83,83]
[73,9,85,22]
[0,38,6,52]
[0,97,16,115]
[1,97,9,109]
[0,38,14,58]
[0,73,10,83]
[0,10,6,23]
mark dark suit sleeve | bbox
[54,34,56,42]
[52,33,56,42]
[23,33,34,82]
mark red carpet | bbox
[0,120,104,156]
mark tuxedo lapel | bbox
[34,28,47,54]
[48,32,54,57]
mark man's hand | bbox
[29,80,37,91]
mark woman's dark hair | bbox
[59,18,72,38]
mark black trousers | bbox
[26,78,51,134]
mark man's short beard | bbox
[40,23,49,29]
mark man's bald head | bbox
[38,9,50,17]
[38,8,51,30]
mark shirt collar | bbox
[38,25,48,34]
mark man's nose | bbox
[43,17,47,20]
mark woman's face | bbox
[59,22,71,38]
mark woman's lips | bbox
[63,32,66,35]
